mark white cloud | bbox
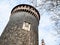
[39,12,51,28]
[38,7,58,45]
[0,1,10,36]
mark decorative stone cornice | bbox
[11,4,40,21]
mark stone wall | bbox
[0,11,39,45]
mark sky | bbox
[0,0,60,45]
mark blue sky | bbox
[0,0,60,45]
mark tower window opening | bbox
[22,22,31,31]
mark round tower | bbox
[0,4,40,45]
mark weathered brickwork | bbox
[0,4,40,45]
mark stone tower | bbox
[0,4,40,45]
[41,39,45,45]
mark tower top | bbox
[11,4,40,21]
[41,39,45,45]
